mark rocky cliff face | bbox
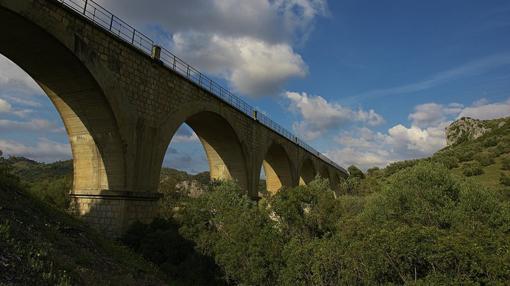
[445,117,490,146]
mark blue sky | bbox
[1,0,509,172]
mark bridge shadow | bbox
[121,218,227,286]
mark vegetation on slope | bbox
[1,116,509,285]
[127,163,510,285]
[0,158,166,285]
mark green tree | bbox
[347,165,365,179]
[179,181,284,285]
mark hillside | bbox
[0,166,166,285]
[379,116,510,190]
[0,116,509,285]
[435,116,510,189]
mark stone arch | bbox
[299,158,316,185]
[0,7,126,193]
[261,141,293,195]
[160,109,248,191]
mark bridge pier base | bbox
[70,191,162,238]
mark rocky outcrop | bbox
[445,117,490,146]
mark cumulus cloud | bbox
[329,124,447,170]
[408,102,463,128]
[286,91,384,140]
[327,97,509,170]
[0,138,71,162]
[458,98,510,120]
[98,0,326,43]
[96,0,326,97]
[172,34,307,96]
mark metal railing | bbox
[56,0,345,172]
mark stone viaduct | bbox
[0,0,348,236]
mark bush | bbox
[462,162,484,177]
[347,165,365,179]
[366,167,381,176]
[29,176,71,211]
[347,162,510,284]
[432,155,459,169]
[474,153,495,167]
[0,159,21,190]
[501,173,510,187]
[179,181,284,285]
[482,136,498,147]
[384,160,420,177]
[502,157,510,171]
[457,150,475,163]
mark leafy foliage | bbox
[347,165,365,179]
[462,162,484,177]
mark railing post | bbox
[172,55,176,70]
[131,30,136,44]
[151,45,161,61]
[109,14,114,30]
[253,110,258,120]
[83,0,88,15]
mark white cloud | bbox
[0,98,11,113]
[98,0,326,43]
[0,55,41,96]
[171,125,200,143]
[172,34,307,96]
[386,123,447,154]
[327,97,509,170]
[327,147,392,171]
[0,98,35,118]
[95,0,326,97]
[0,138,71,162]
[408,102,463,128]
[286,91,384,140]
[0,119,63,133]
[458,98,510,120]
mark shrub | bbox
[433,155,459,169]
[502,157,510,171]
[474,153,495,167]
[493,141,510,157]
[501,173,510,187]
[457,150,475,163]
[384,160,420,177]
[347,165,365,179]
[482,136,498,147]
[366,167,381,176]
[462,162,484,177]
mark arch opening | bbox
[299,158,316,186]
[160,111,248,192]
[0,7,125,194]
[260,142,293,195]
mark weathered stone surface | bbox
[446,117,490,146]
[0,0,348,237]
